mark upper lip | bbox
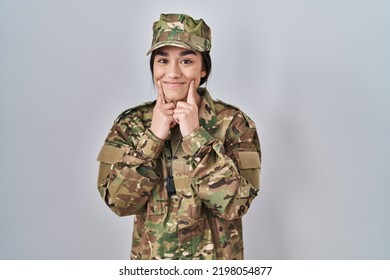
[163,81,185,85]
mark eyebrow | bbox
[155,49,197,57]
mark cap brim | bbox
[146,40,195,55]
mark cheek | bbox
[152,63,163,80]
[189,67,204,81]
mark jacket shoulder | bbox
[214,99,256,129]
[214,99,242,113]
[115,100,156,124]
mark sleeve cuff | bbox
[182,126,213,156]
[136,129,164,159]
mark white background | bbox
[0,0,389,259]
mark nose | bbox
[167,62,181,78]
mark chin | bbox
[163,90,187,102]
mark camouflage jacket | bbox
[97,88,261,260]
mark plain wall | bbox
[0,0,389,259]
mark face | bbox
[153,46,206,103]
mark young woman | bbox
[97,13,261,260]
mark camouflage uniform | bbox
[97,88,261,260]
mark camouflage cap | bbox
[147,13,211,55]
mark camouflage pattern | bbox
[146,13,212,55]
[97,88,261,260]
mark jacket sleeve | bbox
[97,115,164,217]
[182,111,261,220]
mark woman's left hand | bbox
[173,81,200,137]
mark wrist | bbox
[150,124,167,140]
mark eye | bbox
[156,58,168,64]
[181,59,192,64]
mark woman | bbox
[97,13,261,260]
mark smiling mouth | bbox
[164,82,185,88]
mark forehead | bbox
[154,46,200,57]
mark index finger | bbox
[186,80,196,106]
[156,80,166,104]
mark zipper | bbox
[165,139,176,196]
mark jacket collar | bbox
[197,87,217,130]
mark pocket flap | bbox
[97,145,126,164]
[234,150,261,169]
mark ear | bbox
[201,69,207,78]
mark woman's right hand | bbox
[150,80,176,140]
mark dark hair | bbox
[149,51,212,86]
